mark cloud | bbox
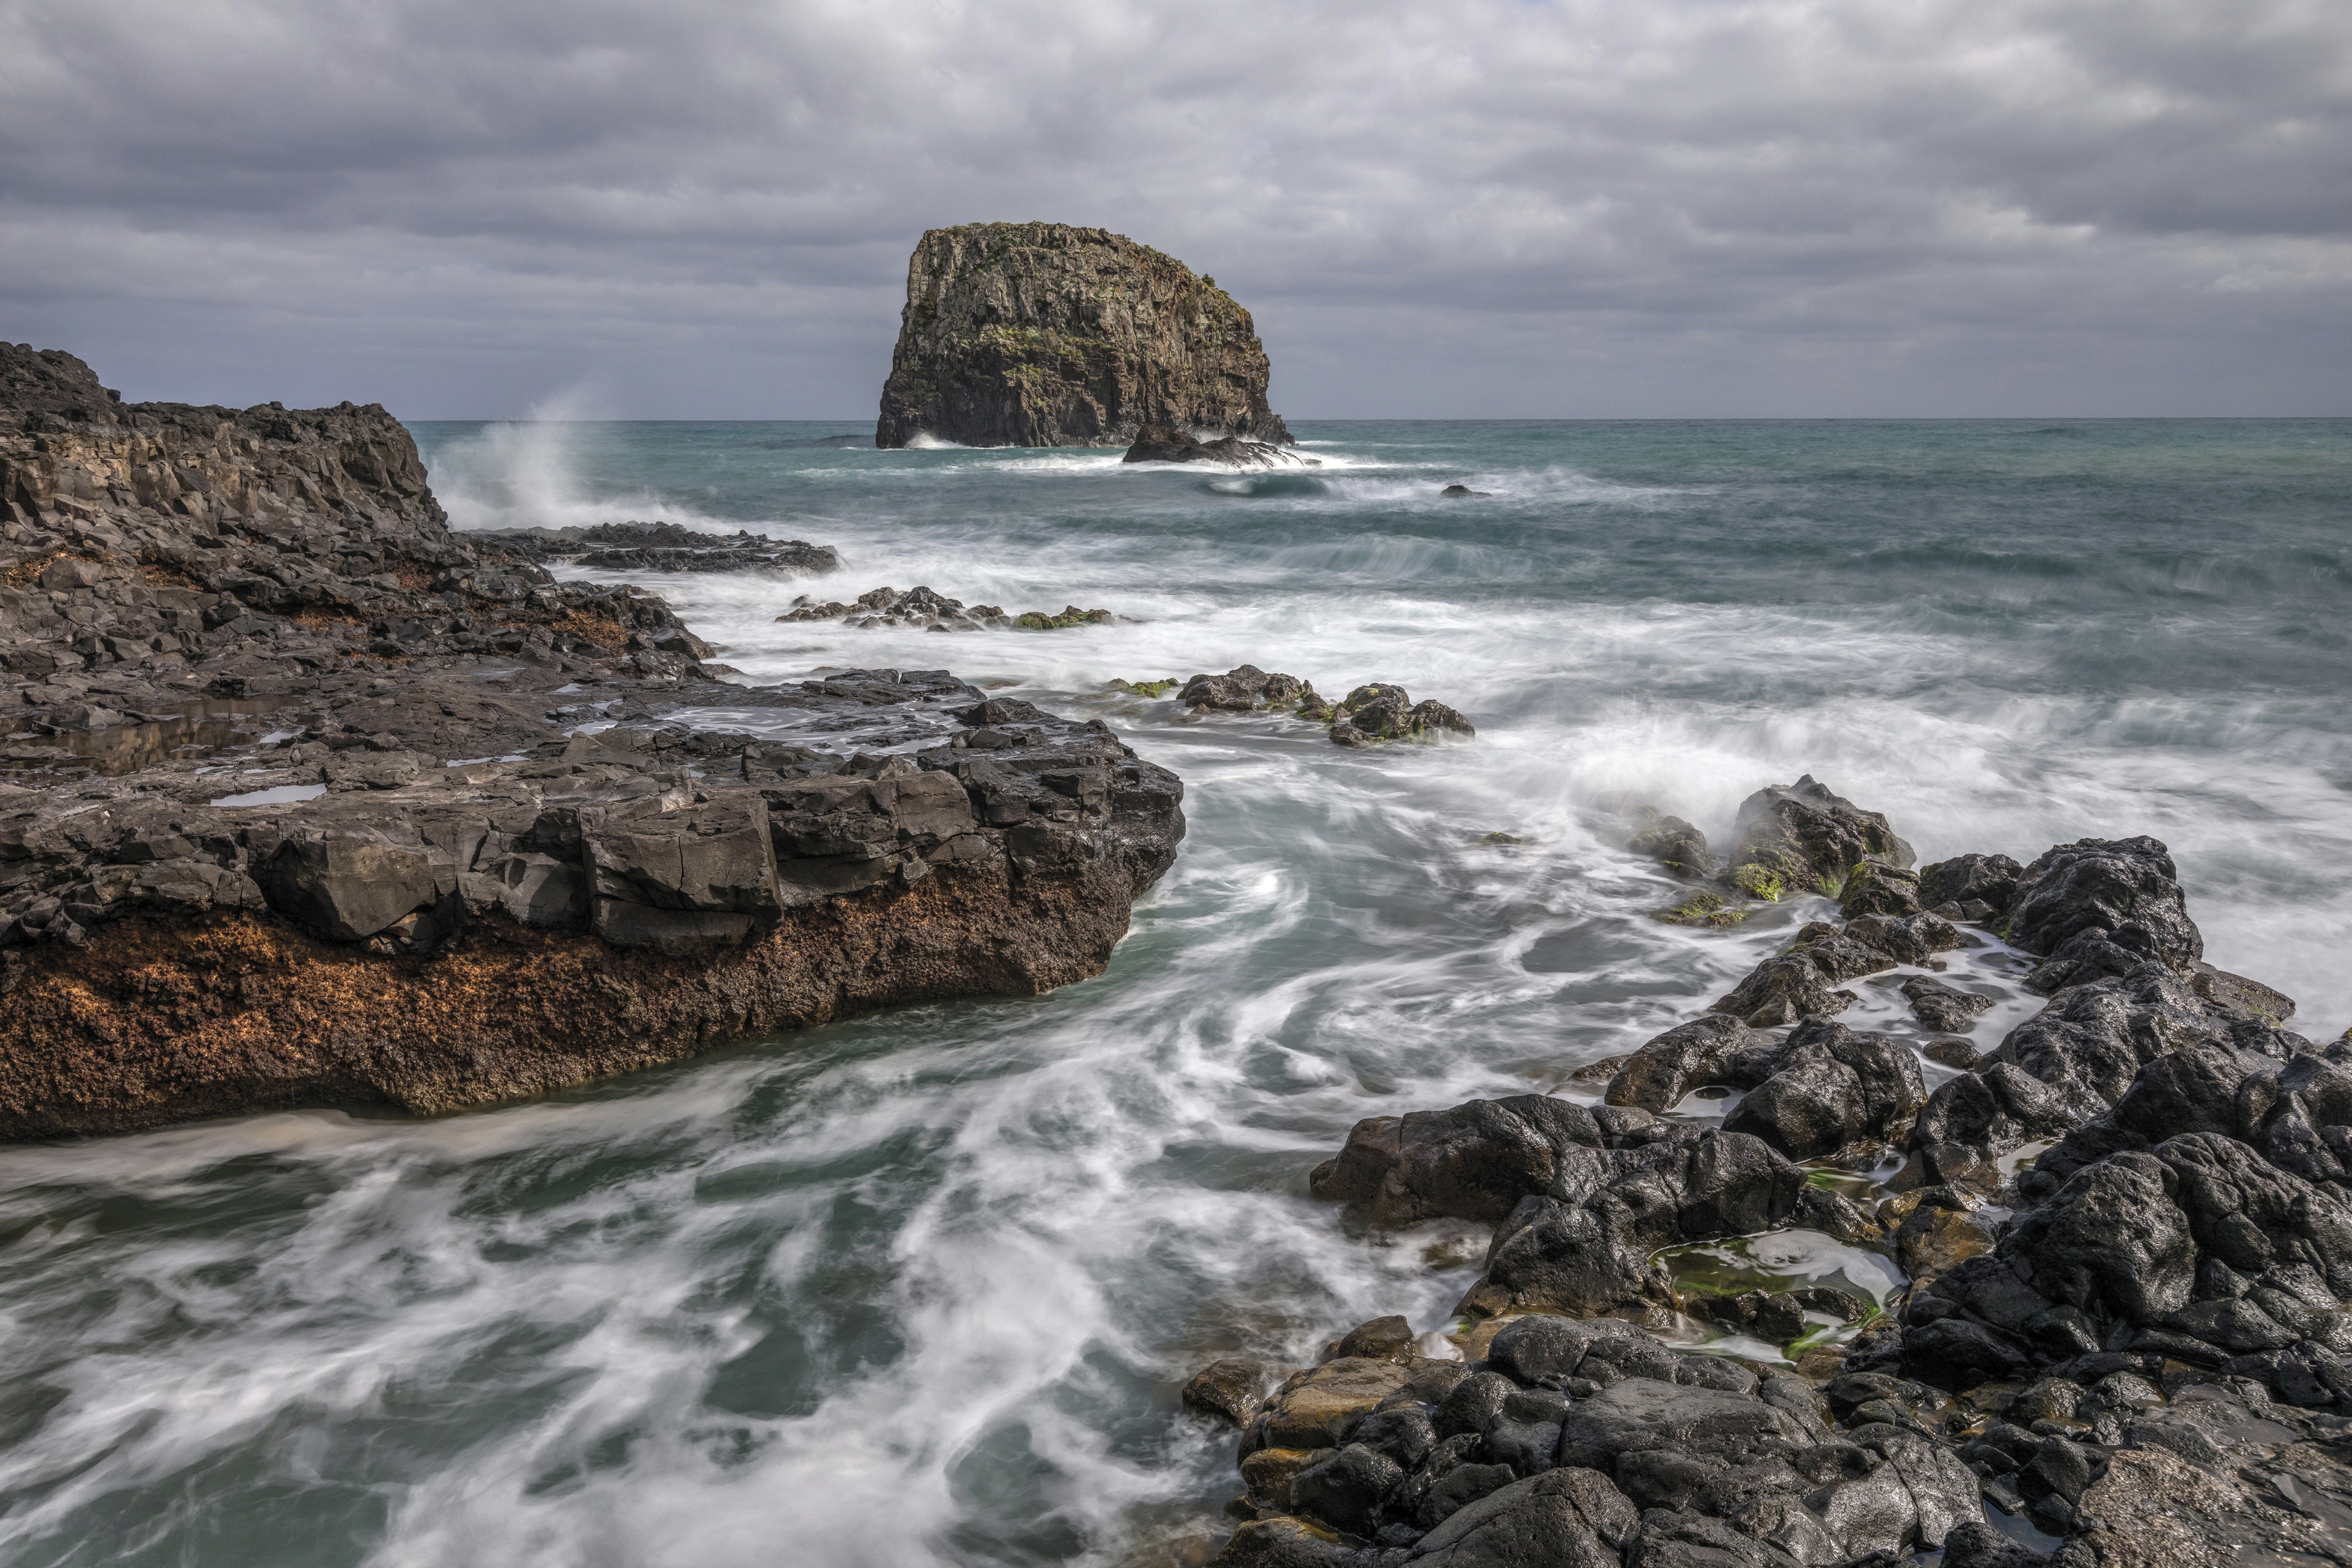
[1,0,2346,416]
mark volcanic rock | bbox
[1625,809,1715,881]
[1123,422,1309,469]
[1903,975,1996,1033]
[474,521,838,575]
[779,584,1008,630]
[1722,775,1914,903]
[874,223,1292,449]
[1331,684,1476,747]
[1918,852,2023,921]
[0,345,1187,1137]
[1720,1019,1928,1161]
[1212,1319,1982,1567]
[2002,836,2203,987]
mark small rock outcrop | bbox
[1209,1318,1979,1567]
[1164,667,1475,747]
[471,521,838,575]
[1122,422,1309,469]
[775,586,1116,632]
[779,585,1008,630]
[874,223,1292,449]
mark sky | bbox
[2,0,2347,420]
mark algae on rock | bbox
[874,223,1292,449]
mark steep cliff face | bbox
[874,223,1292,449]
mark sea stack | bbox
[873,222,1292,450]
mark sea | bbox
[1,419,2347,1566]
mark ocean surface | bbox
[3,419,2348,1566]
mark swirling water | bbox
[2,419,2348,1566]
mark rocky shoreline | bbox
[1186,780,2352,1568]
[0,344,1183,1137]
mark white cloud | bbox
[1,0,2346,416]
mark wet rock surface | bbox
[776,585,1118,632]
[1123,422,1313,469]
[0,346,1186,1136]
[1141,665,1477,748]
[469,520,838,575]
[1201,777,2352,1568]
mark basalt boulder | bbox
[1902,976,1995,1033]
[1918,853,2023,922]
[1720,1019,1927,1162]
[2001,837,2202,982]
[1181,665,1321,713]
[1626,809,1715,882]
[1308,1094,1616,1228]
[1606,1014,1770,1114]
[1722,776,1914,903]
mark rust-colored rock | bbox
[0,854,1144,1137]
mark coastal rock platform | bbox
[0,344,1184,1137]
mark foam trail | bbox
[3,418,2347,1567]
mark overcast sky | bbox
[4,0,2347,419]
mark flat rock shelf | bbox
[0,344,1185,1137]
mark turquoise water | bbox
[1,420,2346,1566]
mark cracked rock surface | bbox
[0,344,1185,1137]
[1200,776,2351,1568]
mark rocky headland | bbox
[873,222,1292,451]
[1188,780,2352,1568]
[0,344,1184,1137]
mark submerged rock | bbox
[1179,665,1323,713]
[1011,605,1115,629]
[874,222,1292,450]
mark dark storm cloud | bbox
[1,0,2346,416]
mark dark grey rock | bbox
[1720,1018,1927,1161]
[2003,837,2202,972]
[1904,975,1996,1033]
